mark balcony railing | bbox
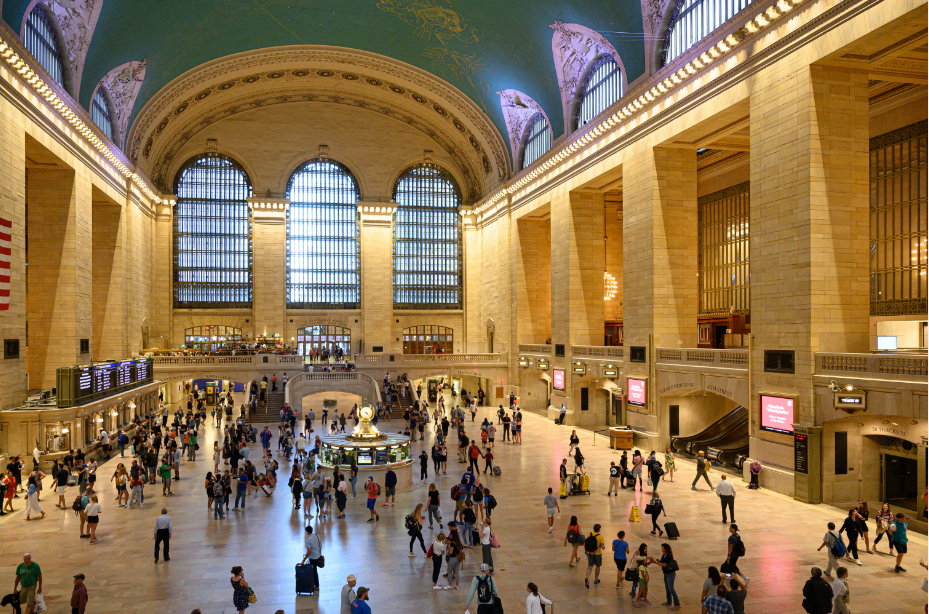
[355,353,506,365]
[816,352,928,379]
[656,348,749,369]
[572,345,624,360]
[518,344,551,355]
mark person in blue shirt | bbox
[233,469,248,511]
[461,467,475,493]
[351,586,372,614]
[891,512,908,573]
[612,530,630,589]
[260,428,272,452]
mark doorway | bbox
[883,453,918,512]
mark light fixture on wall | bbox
[604,272,618,301]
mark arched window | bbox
[392,164,462,309]
[403,325,453,354]
[286,159,360,309]
[574,55,623,131]
[520,113,551,170]
[24,6,65,87]
[297,325,351,357]
[173,153,253,308]
[664,0,752,65]
[91,86,115,141]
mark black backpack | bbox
[487,495,497,510]
[584,533,599,553]
[476,575,493,603]
[567,528,578,544]
[736,535,746,557]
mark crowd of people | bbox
[5,377,926,614]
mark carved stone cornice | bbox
[248,197,289,224]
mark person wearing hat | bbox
[341,574,357,614]
[465,564,499,613]
[71,573,88,614]
[351,586,372,614]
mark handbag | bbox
[624,568,637,582]
[644,503,656,515]
[490,531,501,548]
[665,559,679,573]
[315,536,325,567]
[246,587,257,604]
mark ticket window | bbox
[45,424,71,452]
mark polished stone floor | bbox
[2,394,926,614]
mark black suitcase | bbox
[472,529,480,545]
[295,564,314,595]
[664,522,680,539]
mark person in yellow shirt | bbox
[584,523,606,588]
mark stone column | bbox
[461,212,483,353]
[750,64,870,474]
[249,198,288,339]
[358,201,397,354]
[550,191,606,423]
[27,167,93,389]
[92,198,126,359]
[151,200,174,348]
[516,216,552,346]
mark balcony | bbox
[572,345,624,360]
[518,344,551,356]
[356,353,507,365]
[656,348,749,371]
[816,352,928,381]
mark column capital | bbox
[248,197,289,224]
[358,200,397,227]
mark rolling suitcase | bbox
[493,465,502,476]
[664,522,680,539]
[295,563,314,595]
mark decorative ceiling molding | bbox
[96,58,145,149]
[149,87,487,204]
[22,0,103,95]
[497,89,550,167]
[127,46,510,193]
[550,21,628,134]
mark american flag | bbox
[0,217,10,310]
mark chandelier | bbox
[604,272,618,300]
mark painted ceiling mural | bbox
[22,0,103,94]
[4,0,646,153]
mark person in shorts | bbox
[365,477,380,523]
[383,468,397,507]
[612,531,630,589]
[584,524,605,588]
[543,487,560,533]
[14,553,41,614]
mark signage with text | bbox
[627,378,647,407]
[553,369,565,392]
[760,395,794,434]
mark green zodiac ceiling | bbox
[3,0,646,147]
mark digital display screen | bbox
[877,336,898,351]
[58,357,154,408]
[627,378,647,407]
[357,451,373,465]
[553,369,565,391]
[760,395,794,434]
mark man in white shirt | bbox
[296,434,307,461]
[99,430,111,459]
[831,567,850,614]
[715,474,737,523]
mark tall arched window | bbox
[664,0,752,65]
[286,159,361,309]
[520,113,551,170]
[91,87,115,141]
[24,5,65,87]
[393,164,462,309]
[574,55,623,131]
[173,153,253,308]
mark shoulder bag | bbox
[315,535,325,568]
[489,530,501,548]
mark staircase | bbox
[247,390,285,424]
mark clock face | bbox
[359,406,374,421]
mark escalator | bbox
[705,428,750,471]
[670,406,747,456]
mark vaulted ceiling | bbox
[3,0,648,151]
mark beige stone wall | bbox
[604,198,623,321]
[252,214,286,339]
[515,217,551,344]
[92,199,124,359]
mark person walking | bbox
[71,572,88,614]
[646,451,663,492]
[300,525,322,596]
[664,448,676,482]
[583,523,605,588]
[407,503,428,557]
[14,553,42,614]
[608,461,621,496]
[84,495,101,544]
[23,475,44,521]
[365,478,380,522]
[817,522,844,576]
[612,530,630,590]
[426,483,441,528]
[802,567,834,614]
[430,531,448,589]
[725,574,748,614]
[647,491,666,536]
[340,574,357,614]
[464,564,499,613]
[873,503,895,553]
[855,502,871,554]
[631,450,644,490]
[230,566,251,614]
[568,431,580,456]
[838,508,862,566]
[351,586,372,614]
[565,515,582,567]
[891,512,909,573]
[652,542,681,610]
[629,543,650,600]
[525,582,552,614]
[153,507,172,563]
[481,518,495,573]
[723,524,747,580]
[543,487,560,533]
[445,523,464,590]
[52,463,69,509]
[384,467,397,506]
[716,475,737,523]
[692,451,713,491]
[830,567,850,614]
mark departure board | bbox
[56,357,154,407]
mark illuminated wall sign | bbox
[603,368,617,378]
[572,364,586,374]
[834,392,866,410]
[518,357,529,367]
[627,377,647,407]
[553,369,565,391]
[760,395,794,434]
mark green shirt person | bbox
[14,553,42,611]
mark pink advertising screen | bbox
[627,378,646,407]
[553,369,565,391]
[760,395,794,434]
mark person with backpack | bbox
[646,491,666,536]
[407,504,428,557]
[646,451,663,492]
[483,487,496,519]
[802,567,834,614]
[723,524,748,581]
[817,521,845,576]
[464,564,499,613]
[565,515,582,566]
[212,475,226,519]
[365,477,380,522]
[692,451,714,491]
[583,523,605,588]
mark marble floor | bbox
[2,395,926,614]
